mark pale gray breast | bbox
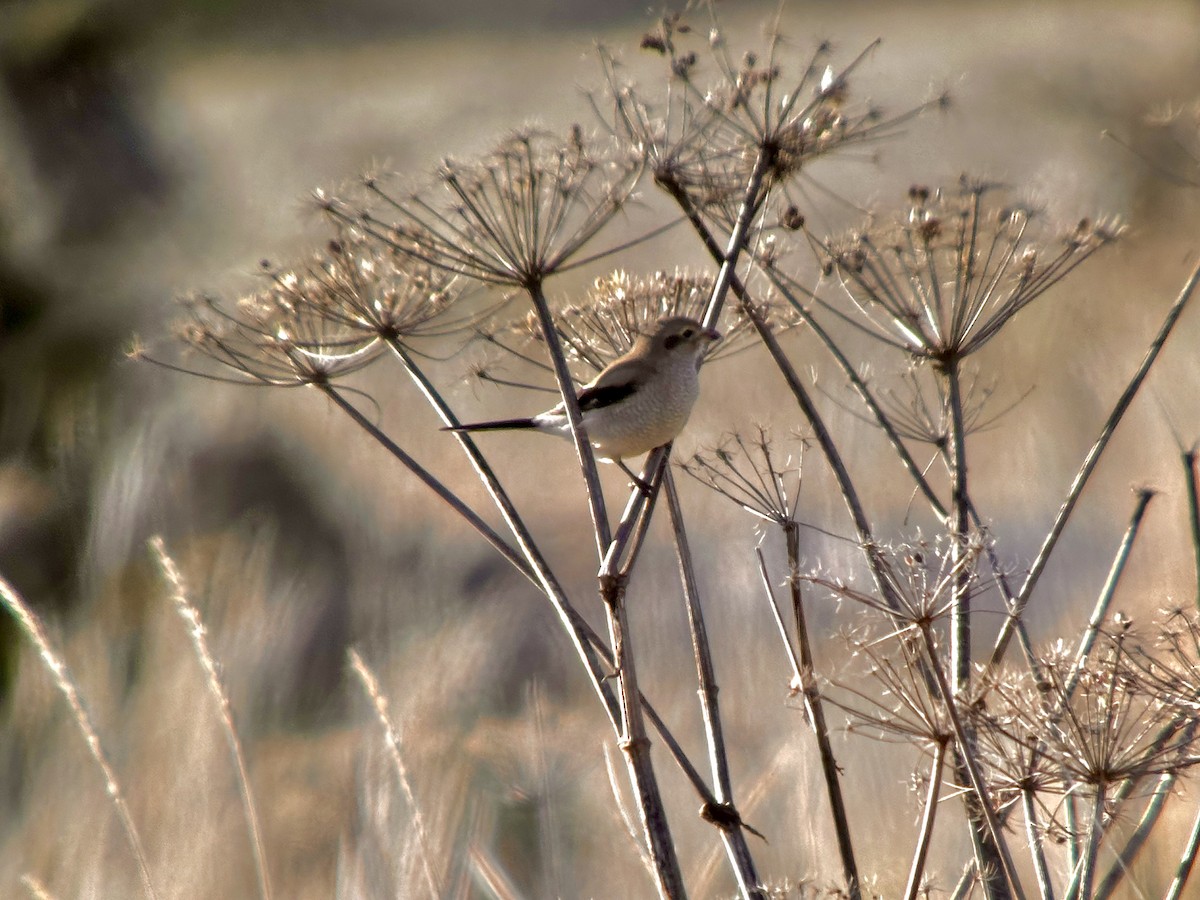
[585,352,702,460]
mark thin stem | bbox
[664,472,765,900]
[151,538,272,900]
[783,522,860,899]
[904,739,948,900]
[1092,760,1186,899]
[1185,447,1200,610]
[599,567,686,899]
[765,267,948,520]
[1164,789,1200,900]
[526,279,612,554]
[1021,787,1055,900]
[0,576,160,900]
[317,383,623,726]
[1062,488,1155,701]
[988,258,1200,672]
[943,358,973,695]
[698,147,772,331]
[1073,781,1106,900]
[917,621,1026,900]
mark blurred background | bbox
[2,0,1200,896]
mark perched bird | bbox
[445,316,720,475]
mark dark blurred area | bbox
[0,0,654,708]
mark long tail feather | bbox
[442,417,539,433]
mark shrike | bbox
[446,316,720,473]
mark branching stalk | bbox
[904,739,948,900]
[664,471,765,899]
[988,259,1200,672]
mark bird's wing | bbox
[576,357,651,411]
[577,380,637,411]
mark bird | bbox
[445,316,720,482]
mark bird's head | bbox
[648,316,721,367]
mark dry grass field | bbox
[3,1,1200,897]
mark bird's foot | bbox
[617,461,654,495]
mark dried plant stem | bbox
[1071,782,1107,900]
[1164,794,1200,900]
[1063,488,1154,700]
[904,739,948,900]
[0,576,159,900]
[764,268,948,519]
[988,258,1200,672]
[664,471,765,899]
[916,620,1025,900]
[1186,447,1200,610]
[1092,754,1186,899]
[695,148,772,331]
[756,550,805,684]
[348,649,444,898]
[942,359,972,694]
[782,522,860,897]
[150,537,272,900]
[938,358,1011,897]
[603,743,658,885]
[598,564,685,898]
[317,382,624,726]
[526,279,612,552]
[608,447,670,578]
[1020,787,1055,900]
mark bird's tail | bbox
[441,417,539,433]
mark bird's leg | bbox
[617,460,654,495]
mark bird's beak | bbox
[704,327,721,343]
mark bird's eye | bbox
[682,328,695,339]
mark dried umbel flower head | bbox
[1127,605,1200,709]
[981,630,1200,792]
[847,363,1014,449]
[826,622,954,748]
[804,534,984,625]
[474,269,785,389]
[678,427,802,527]
[146,232,478,386]
[333,129,642,288]
[268,229,479,344]
[597,14,943,216]
[822,178,1121,361]
[164,288,383,388]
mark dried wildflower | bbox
[678,427,802,527]
[332,129,641,288]
[825,622,954,748]
[821,178,1120,361]
[1126,606,1200,709]
[596,17,942,218]
[981,630,1200,793]
[147,231,483,386]
[804,534,983,625]
[260,228,482,344]
[474,269,786,386]
[829,363,1017,449]
[162,288,382,387]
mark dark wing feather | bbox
[577,380,637,411]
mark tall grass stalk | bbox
[0,576,159,900]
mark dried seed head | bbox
[822,180,1121,359]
